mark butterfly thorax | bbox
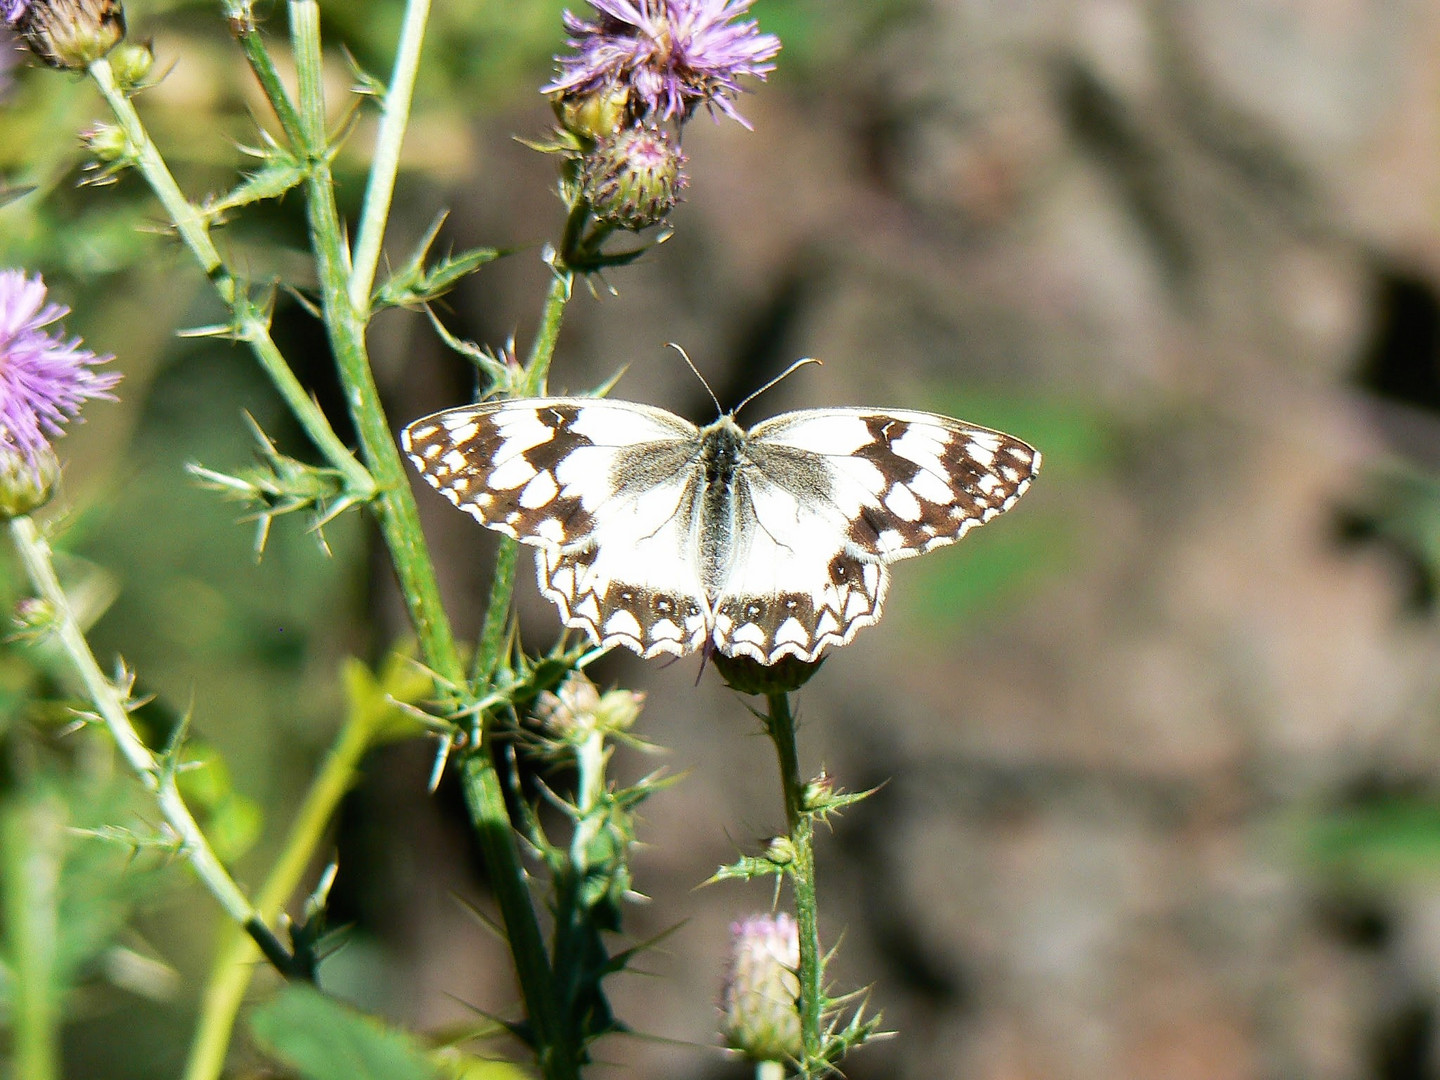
[697,416,746,597]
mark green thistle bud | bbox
[801,771,834,814]
[107,38,152,88]
[712,652,824,696]
[720,913,802,1064]
[81,122,130,162]
[553,81,631,142]
[763,836,795,866]
[0,445,58,519]
[15,0,126,71]
[580,124,687,231]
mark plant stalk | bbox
[8,515,297,975]
[765,691,824,1073]
[286,5,570,1075]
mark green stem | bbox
[86,57,370,494]
[8,516,297,976]
[182,700,380,1080]
[459,753,579,1080]
[222,0,306,147]
[764,691,824,1074]
[288,0,457,677]
[1,791,63,1080]
[525,267,573,396]
[471,537,518,686]
[349,0,431,313]
[286,6,571,1075]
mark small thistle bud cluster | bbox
[5,0,126,71]
[720,912,802,1064]
[533,671,644,742]
[540,0,779,236]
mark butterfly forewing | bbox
[746,408,1040,559]
[402,396,1040,665]
[402,398,698,546]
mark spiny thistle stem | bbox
[285,6,573,1074]
[7,515,298,978]
[220,0,305,146]
[763,690,825,1073]
[85,56,370,494]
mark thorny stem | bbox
[7,516,299,978]
[764,691,825,1074]
[286,5,574,1076]
[221,0,305,147]
[182,700,381,1080]
[86,58,370,495]
[525,266,573,396]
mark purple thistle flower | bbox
[544,0,781,129]
[1,1,27,25]
[0,270,118,466]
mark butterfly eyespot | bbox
[744,600,766,619]
[829,557,852,584]
[619,589,635,603]
[653,596,673,615]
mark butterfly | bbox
[402,390,1039,665]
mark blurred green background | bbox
[6,0,1440,1078]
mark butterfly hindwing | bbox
[711,462,889,663]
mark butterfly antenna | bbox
[731,357,823,418]
[665,342,723,418]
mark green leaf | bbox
[250,984,442,1080]
[372,211,506,309]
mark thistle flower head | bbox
[0,270,119,471]
[545,0,780,129]
[10,0,125,70]
[720,912,802,1063]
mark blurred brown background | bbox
[9,1,1440,1077]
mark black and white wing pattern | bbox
[401,398,1039,665]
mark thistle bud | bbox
[579,124,686,231]
[720,913,802,1064]
[106,36,150,87]
[533,671,644,741]
[81,121,129,162]
[14,0,125,70]
[553,81,630,142]
[712,652,824,696]
[0,444,58,518]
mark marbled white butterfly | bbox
[402,389,1039,665]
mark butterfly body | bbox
[403,397,1039,664]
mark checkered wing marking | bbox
[401,398,711,657]
[706,408,1041,663]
